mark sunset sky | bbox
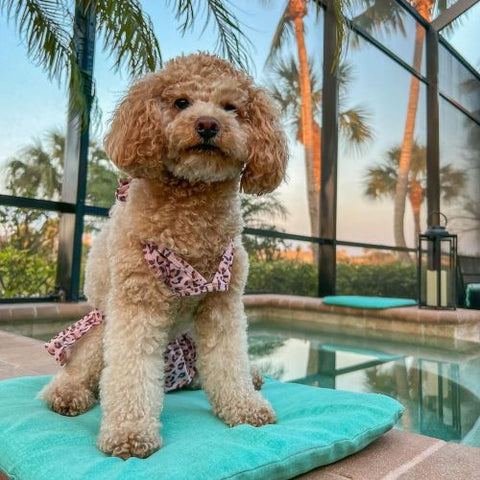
[1,1,478,253]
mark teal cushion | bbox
[465,284,480,309]
[0,376,402,480]
[323,295,417,309]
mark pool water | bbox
[248,318,480,447]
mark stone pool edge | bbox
[244,294,480,343]
[2,294,480,342]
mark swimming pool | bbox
[248,317,480,447]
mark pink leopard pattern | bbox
[45,308,103,366]
[117,177,235,297]
[163,332,197,392]
[45,311,197,392]
[143,240,234,297]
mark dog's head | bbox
[104,53,288,194]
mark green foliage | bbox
[0,245,56,297]
[246,258,417,299]
[246,258,318,296]
[85,144,122,208]
[0,0,251,122]
[0,131,119,298]
[241,193,288,262]
[336,262,417,298]
[267,55,372,149]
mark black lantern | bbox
[418,212,457,309]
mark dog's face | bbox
[105,53,288,194]
[161,74,250,184]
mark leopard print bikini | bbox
[45,179,234,392]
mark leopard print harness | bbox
[45,179,234,392]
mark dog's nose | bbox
[195,116,220,140]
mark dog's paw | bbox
[40,381,96,416]
[216,394,276,427]
[98,424,162,459]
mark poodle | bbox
[41,53,288,459]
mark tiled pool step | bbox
[1,329,479,479]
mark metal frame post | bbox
[318,0,339,297]
[426,27,440,224]
[56,1,96,301]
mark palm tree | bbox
[1,130,120,247]
[266,0,320,237]
[351,0,438,262]
[4,130,120,203]
[364,141,467,244]
[268,56,372,236]
[0,0,251,120]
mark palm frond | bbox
[96,0,162,75]
[267,54,322,115]
[349,0,406,49]
[241,193,288,228]
[337,62,354,94]
[439,164,467,202]
[363,163,397,199]
[265,4,293,65]
[170,0,252,71]
[203,0,252,71]
[1,0,72,80]
[330,0,348,71]
[338,105,373,149]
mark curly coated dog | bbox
[41,53,288,459]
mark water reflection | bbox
[248,320,480,444]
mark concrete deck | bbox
[1,329,479,479]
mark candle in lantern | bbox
[426,269,447,307]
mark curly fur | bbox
[41,53,288,459]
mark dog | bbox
[41,53,288,459]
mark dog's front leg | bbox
[97,291,171,459]
[194,247,276,427]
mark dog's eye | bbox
[223,104,237,112]
[174,98,190,110]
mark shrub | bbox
[246,258,417,299]
[336,262,417,299]
[246,259,318,296]
[0,245,57,297]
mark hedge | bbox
[246,259,417,299]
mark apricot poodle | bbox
[41,53,288,459]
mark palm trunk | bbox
[313,121,321,193]
[292,10,318,238]
[393,22,425,263]
[409,177,424,245]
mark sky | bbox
[0,0,479,254]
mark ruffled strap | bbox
[44,309,104,366]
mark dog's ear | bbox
[241,87,288,195]
[104,77,165,177]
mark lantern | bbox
[418,213,457,309]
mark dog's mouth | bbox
[187,143,221,153]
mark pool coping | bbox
[243,294,480,325]
[1,294,480,343]
[1,294,479,324]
